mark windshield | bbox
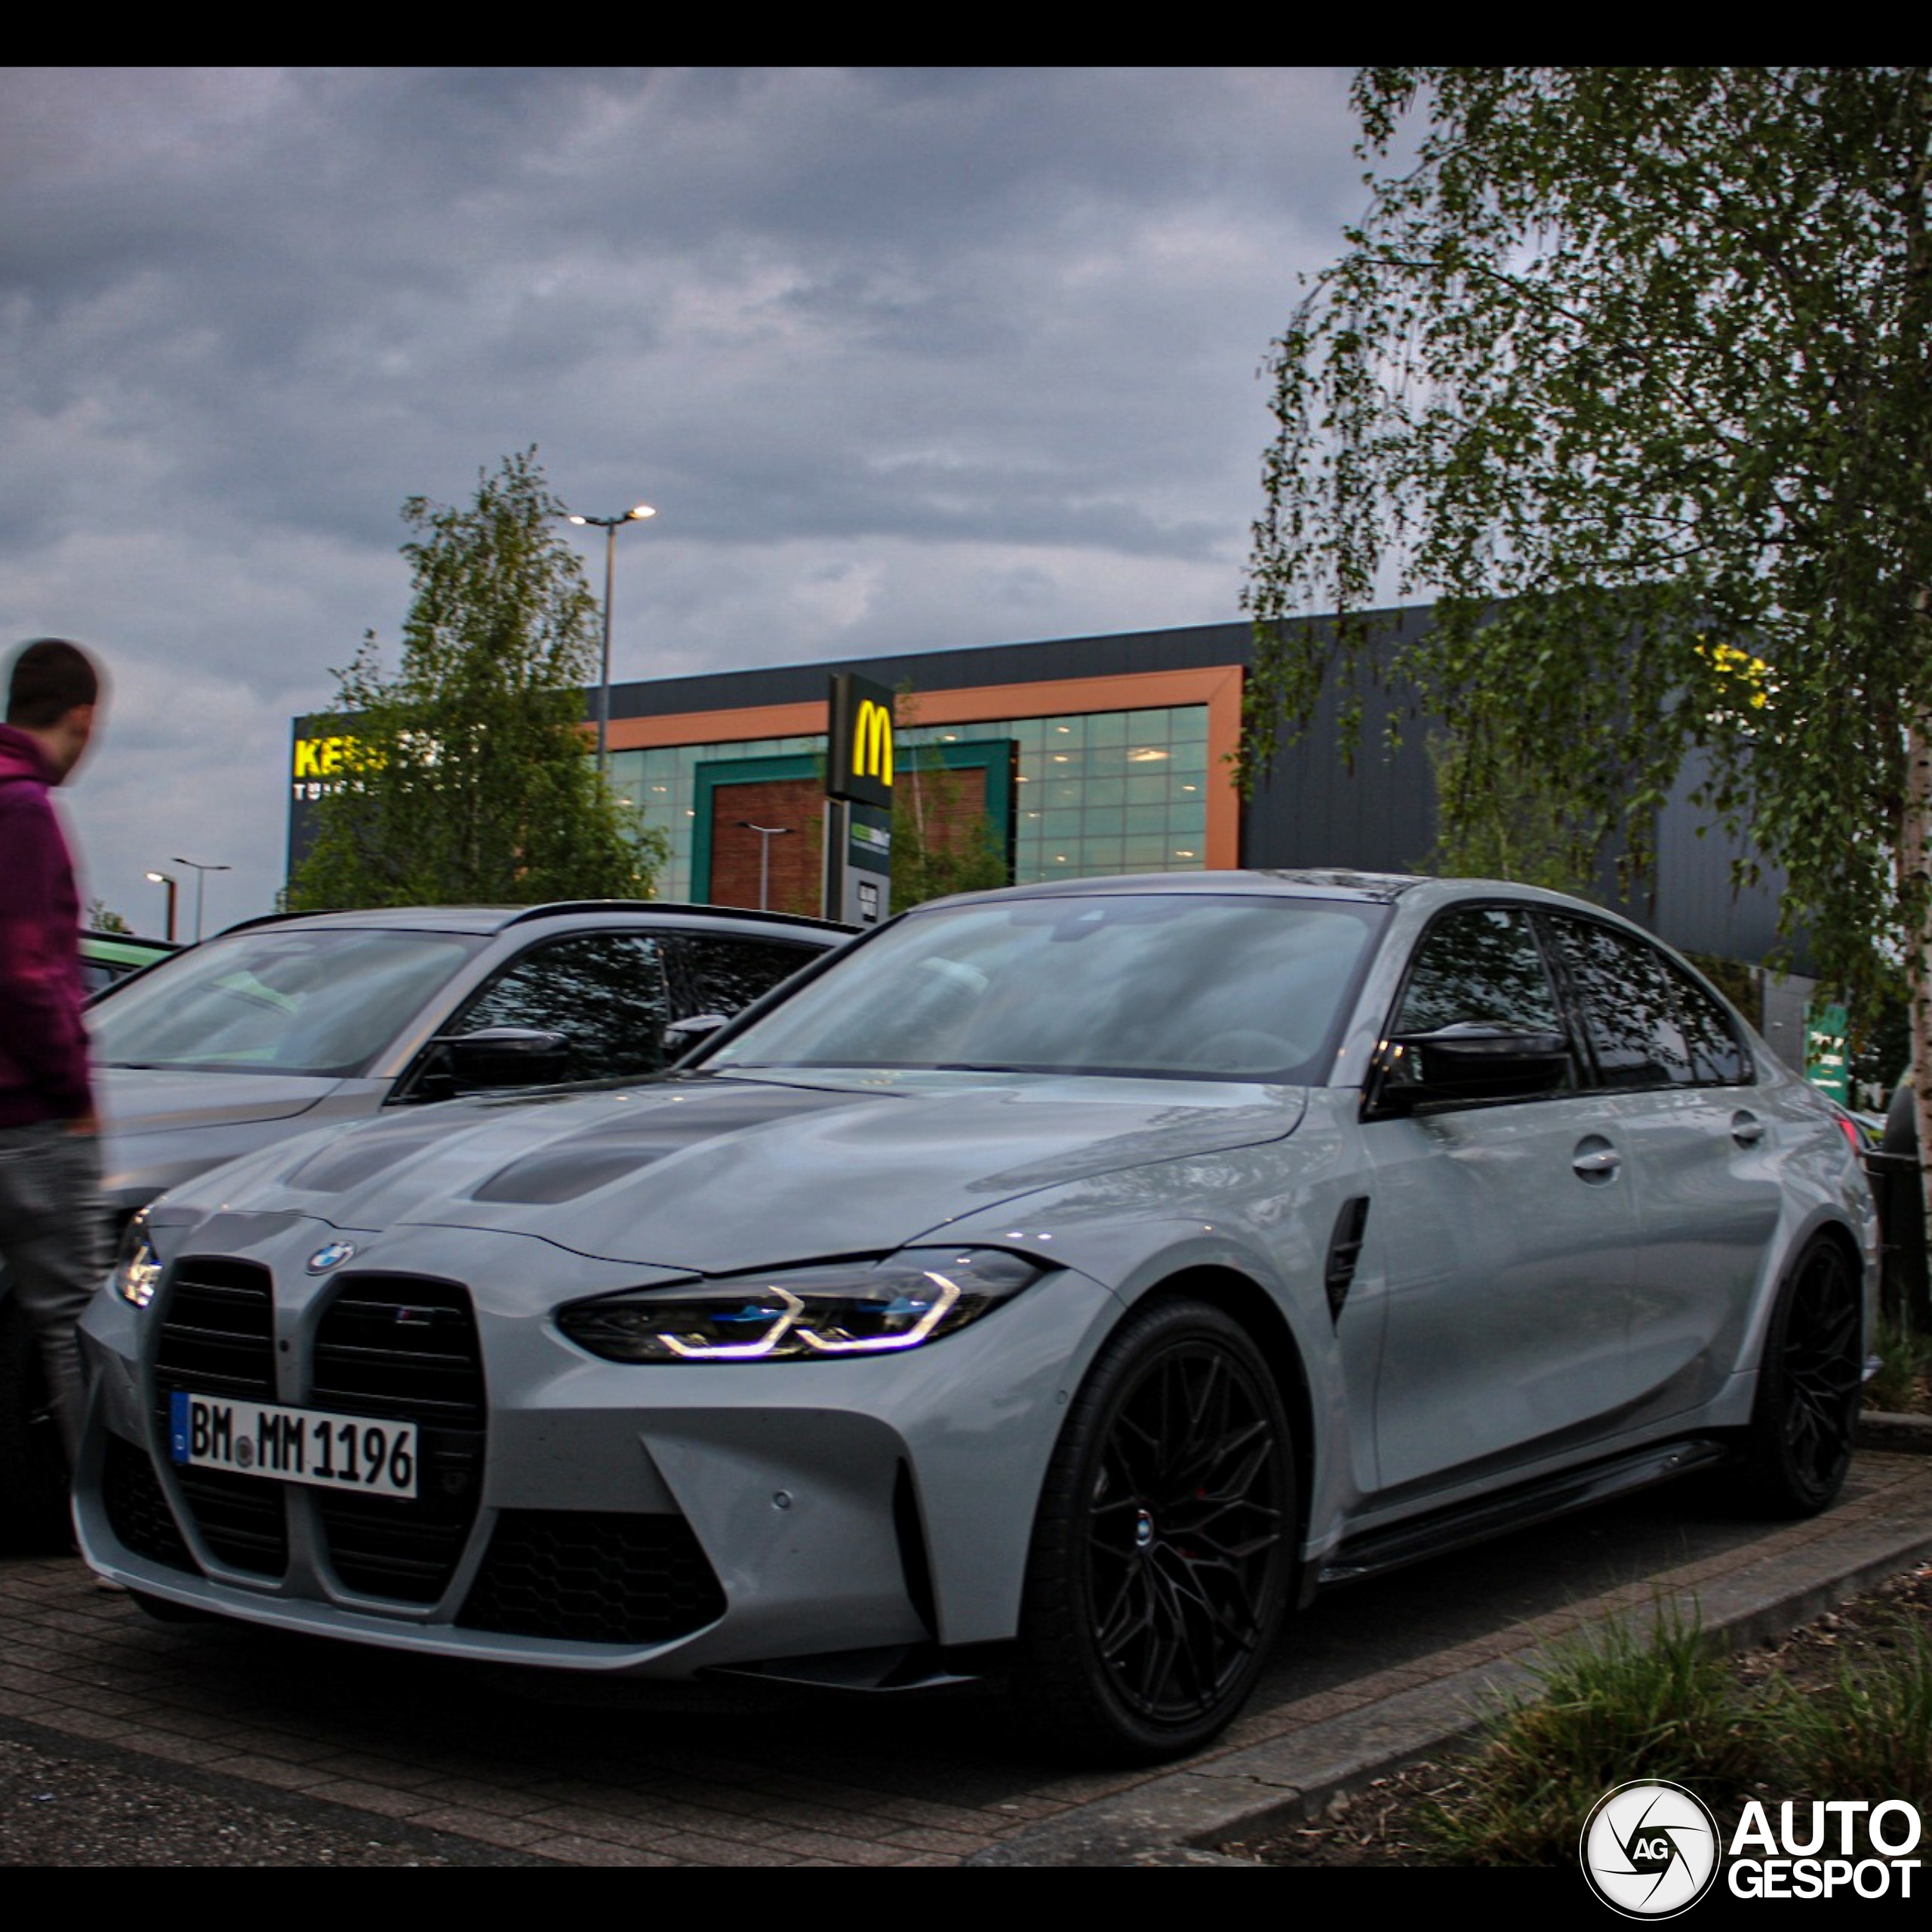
[703,894,1385,1083]
[90,927,485,1078]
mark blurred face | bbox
[42,701,96,781]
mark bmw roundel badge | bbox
[306,1241,357,1274]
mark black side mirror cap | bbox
[1374,1023,1571,1113]
[438,1026,572,1093]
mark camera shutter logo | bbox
[1581,1781,1721,1918]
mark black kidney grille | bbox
[171,1463,288,1575]
[151,1259,287,1575]
[155,1260,275,1398]
[101,1435,194,1574]
[457,1511,727,1646]
[310,1276,485,1425]
[305,1275,486,1602]
[313,1423,485,1603]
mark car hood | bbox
[161,1069,1307,1275]
[97,1066,337,1141]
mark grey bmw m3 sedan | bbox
[75,872,1878,1761]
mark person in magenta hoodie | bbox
[0,637,106,1482]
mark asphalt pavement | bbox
[3,1418,1929,1866]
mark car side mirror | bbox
[438,1026,573,1094]
[663,1013,728,1053]
[1373,1022,1571,1115]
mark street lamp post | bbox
[563,503,656,772]
[143,870,177,945]
[739,823,792,911]
[171,857,232,943]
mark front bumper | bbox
[75,1218,1118,1674]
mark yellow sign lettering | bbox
[292,734,358,780]
[852,700,894,789]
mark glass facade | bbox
[608,703,1210,904]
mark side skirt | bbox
[1316,1438,1733,1589]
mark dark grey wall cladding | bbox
[1648,748,1803,971]
[604,620,1258,721]
[1239,610,1441,878]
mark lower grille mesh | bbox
[101,1435,194,1574]
[457,1510,727,1644]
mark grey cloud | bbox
[4,66,1367,928]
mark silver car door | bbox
[1359,905,1643,1494]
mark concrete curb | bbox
[968,1427,1932,1867]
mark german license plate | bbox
[168,1391,418,1499]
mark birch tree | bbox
[291,450,666,908]
[1245,66,1932,1272]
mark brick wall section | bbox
[707,780,823,914]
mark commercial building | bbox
[286,605,1789,968]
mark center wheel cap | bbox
[1134,1508,1155,1550]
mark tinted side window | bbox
[1395,906,1563,1035]
[663,935,821,1021]
[1543,916,1694,1090]
[1666,960,1755,1086]
[454,934,671,1081]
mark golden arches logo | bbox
[853,699,894,789]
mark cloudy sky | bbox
[3,66,1371,933]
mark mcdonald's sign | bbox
[826,672,895,809]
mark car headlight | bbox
[112,1213,163,1309]
[555,1249,1045,1363]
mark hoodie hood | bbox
[160,1069,1307,1275]
[0,724,54,789]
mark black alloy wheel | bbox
[1733,1238,1863,1518]
[1010,1297,1294,1763]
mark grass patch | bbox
[1421,1604,1755,1866]
[1766,1612,1932,1806]
[1420,1582,1932,1866]
[1864,1320,1932,1414]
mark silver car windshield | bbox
[91,928,485,1078]
[706,894,1386,1082]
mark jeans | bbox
[0,1121,109,1466]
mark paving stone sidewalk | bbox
[4,1430,1928,1866]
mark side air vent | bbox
[1324,1196,1371,1324]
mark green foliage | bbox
[1424,730,1604,900]
[1423,1605,1757,1866]
[1683,952,1760,1029]
[893,758,1010,909]
[290,451,666,909]
[1863,1318,1932,1413]
[1765,1615,1932,1804]
[84,898,131,934]
[889,684,1011,911]
[1245,68,1932,1011]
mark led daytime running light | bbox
[661,1287,804,1359]
[798,1271,960,1354]
[558,1251,1038,1364]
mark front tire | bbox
[1008,1297,1295,1764]
[1730,1237,1863,1518]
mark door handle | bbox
[1572,1137,1621,1181]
